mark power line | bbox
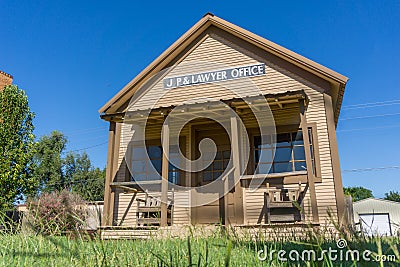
[342,99,400,110]
[340,112,400,121]
[337,123,400,133]
[64,126,107,135]
[68,142,108,153]
[342,166,400,173]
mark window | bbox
[200,150,230,182]
[254,129,315,174]
[130,144,181,184]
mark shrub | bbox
[26,190,87,235]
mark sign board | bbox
[163,63,265,89]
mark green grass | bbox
[0,230,399,266]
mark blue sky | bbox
[1,1,399,197]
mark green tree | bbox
[343,186,374,202]
[384,191,400,202]
[0,85,37,210]
[33,131,68,192]
[65,152,105,201]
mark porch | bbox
[102,90,321,230]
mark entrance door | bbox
[191,125,235,224]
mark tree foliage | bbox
[33,131,68,192]
[384,191,400,202]
[0,85,37,210]
[33,131,105,201]
[65,152,105,201]
[343,186,374,202]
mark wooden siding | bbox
[113,33,338,225]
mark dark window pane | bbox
[133,147,146,160]
[255,136,273,149]
[294,161,307,171]
[274,147,292,162]
[215,151,222,160]
[168,171,179,184]
[276,133,291,147]
[310,145,314,160]
[151,159,162,173]
[147,146,162,159]
[274,162,292,173]
[214,171,223,179]
[292,131,304,146]
[308,129,313,144]
[132,161,146,173]
[168,162,179,172]
[223,150,230,159]
[258,149,273,163]
[223,160,229,169]
[203,171,213,182]
[293,146,306,161]
[213,160,223,170]
[256,163,272,174]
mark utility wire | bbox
[68,142,108,153]
[337,123,400,133]
[342,99,400,110]
[342,166,400,173]
[340,112,400,121]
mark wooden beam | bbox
[324,93,346,225]
[230,112,244,225]
[160,116,169,227]
[103,122,118,226]
[299,99,319,223]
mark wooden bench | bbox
[264,182,305,223]
[136,189,174,227]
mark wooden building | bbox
[99,14,348,233]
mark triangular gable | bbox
[100,13,348,121]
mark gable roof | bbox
[99,13,348,120]
[354,197,400,206]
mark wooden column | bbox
[103,121,116,226]
[324,93,346,225]
[230,112,244,225]
[299,99,319,223]
[188,125,194,225]
[161,116,170,227]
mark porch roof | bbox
[101,90,307,122]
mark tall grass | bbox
[0,226,399,265]
[1,210,399,266]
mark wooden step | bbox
[137,217,171,225]
[100,229,158,240]
[268,201,295,208]
[269,214,297,222]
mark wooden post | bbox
[230,113,244,225]
[161,116,169,227]
[103,122,116,226]
[299,99,319,223]
[265,183,270,224]
[324,93,346,225]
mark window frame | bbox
[127,138,186,185]
[247,123,321,180]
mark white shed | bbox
[353,198,400,236]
